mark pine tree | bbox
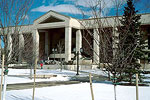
[120,0,144,84]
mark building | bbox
[3,10,150,67]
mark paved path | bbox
[6,81,80,91]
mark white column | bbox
[112,27,119,57]
[65,27,72,62]
[76,29,82,58]
[7,34,12,61]
[45,32,49,56]
[93,28,100,64]
[19,33,24,62]
[32,29,39,60]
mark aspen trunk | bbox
[32,58,37,100]
[0,55,5,100]
[136,74,139,100]
[89,73,94,100]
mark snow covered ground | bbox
[6,83,150,100]
[0,69,78,84]
[0,68,108,84]
[0,69,150,100]
[7,69,78,76]
[1,75,70,84]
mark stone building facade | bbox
[4,10,150,67]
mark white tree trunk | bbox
[0,55,5,100]
[136,74,139,100]
[30,65,33,79]
[2,75,7,100]
[114,85,117,100]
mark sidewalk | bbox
[6,81,80,91]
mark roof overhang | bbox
[33,10,81,29]
[34,10,70,25]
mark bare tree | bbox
[77,0,148,81]
[75,0,148,100]
[0,0,33,65]
[57,41,65,71]
[0,1,34,98]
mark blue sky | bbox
[1,0,150,47]
[26,0,150,24]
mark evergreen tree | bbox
[119,0,144,84]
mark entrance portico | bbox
[32,10,82,62]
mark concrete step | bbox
[31,74,57,79]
